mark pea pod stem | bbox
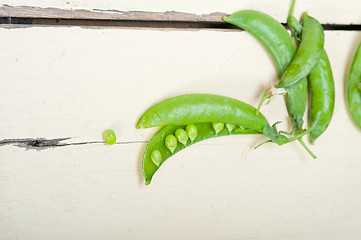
[297,138,317,159]
[256,92,271,114]
[288,0,302,40]
[255,126,314,149]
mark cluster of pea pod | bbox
[136,0,361,185]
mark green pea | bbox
[151,150,162,167]
[175,128,188,146]
[186,124,197,143]
[225,123,236,133]
[212,122,224,135]
[103,129,116,145]
[165,134,177,154]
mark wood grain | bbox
[1,26,361,239]
[1,0,361,25]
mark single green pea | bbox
[150,149,162,167]
[225,123,236,133]
[212,122,224,135]
[165,134,177,154]
[186,124,197,143]
[103,129,116,145]
[175,128,188,146]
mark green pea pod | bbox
[308,50,335,142]
[277,12,324,89]
[287,3,335,143]
[347,42,361,129]
[223,10,297,74]
[137,94,268,133]
[224,9,312,157]
[143,124,259,185]
[137,94,311,146]
[223,11,307,130]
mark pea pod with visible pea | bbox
[143,123,259,185]
[138,94,313,185]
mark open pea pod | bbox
[143,123,260,185]
[138,94,313,185]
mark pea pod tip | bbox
[136,121,143,129]
[222,15,230,22]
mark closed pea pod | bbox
[137,94,311,146]
[308,51,335,142]
[223,10,307,130]
[277,12,324,89]
[287,3,335,143]
[137,94,269,133]
[223,10,297,74]
[347,42,361,129]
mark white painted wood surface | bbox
[1,26,361,239]
[1,0,361,24]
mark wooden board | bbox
[1,26,361,239]
[1,0,361,24]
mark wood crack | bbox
[0,138,147,150]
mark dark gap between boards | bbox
[1,17,361,31]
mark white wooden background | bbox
[1,0,361,24]
[1,1,361,240]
